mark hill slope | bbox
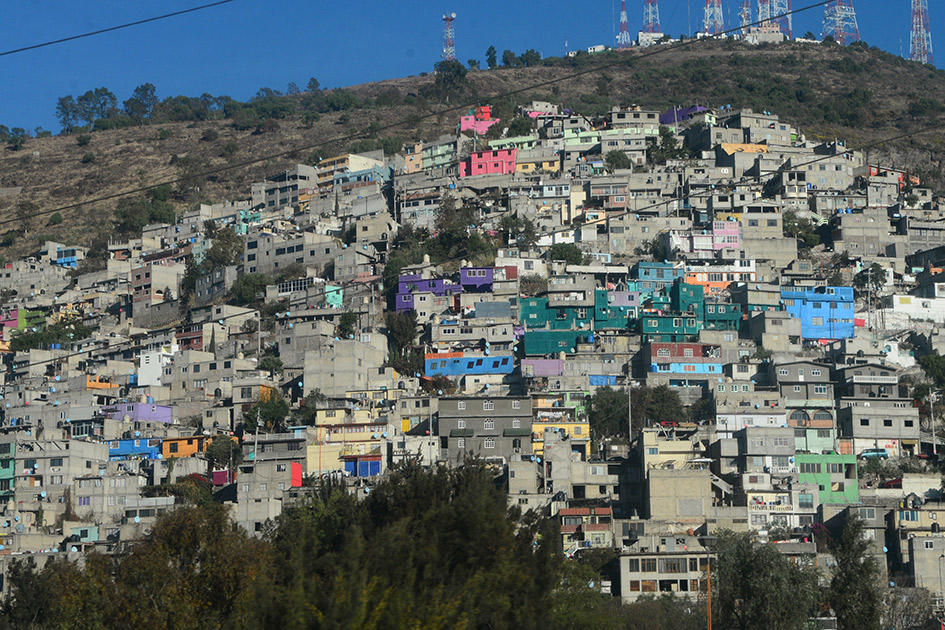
[1,38,944,258]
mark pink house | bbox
[459,115,500,135]
[711,220,740,250]
[459,148,517,178]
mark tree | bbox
[385,310,422,375]
[782,210,821,249]
[828,515,884,630]
[337,311,358,338]
[853,262,886,295]
[286,81,300,95]
[486,45,498,68]
[258,354,283,377]
[605,150,633,172]
[467,59,480,70]
[920,353,945,388]
[502,49,518,67]
[123,83,158,123]
[519,49,541,66]
[590,386,629,440]
[714,530,820,630]
[506,116,534,137]
[203,227,243,271]
[306,77,321,92]
[430,59,468,102]
[242,394,290,432]
[884,588,937,630]
[231,273,272,306]
[55,95,79,132]
[205,436,242,472]
[290,389,327,426]
[48,212,63,226]
[549,243,584,265]
[15,201,38,236]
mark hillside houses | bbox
[1,95,945,610]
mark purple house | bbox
[459,267,494,293]
[102,402,173,424]
[659,106,709,126]
[395,274,463,313]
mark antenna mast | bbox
[739,1,753,36]
[761,0,792,38]
[910,0,934,65]
[704,0,724,35]
[822,1,860,45]
[643,0,662,33]
[442,13,456,61]
[617,0,633,48]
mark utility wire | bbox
[0,0,241,58]
[0,0,835,228]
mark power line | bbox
[0,0,241,59]
[0,0,834,229]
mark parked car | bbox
[858,448,889,460]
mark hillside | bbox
[2,38,945,259]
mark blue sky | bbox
[0,0,941,132]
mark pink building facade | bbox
[459,148,517,178]
[459,116,500,135]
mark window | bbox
[512,400,521,409]
[457,401,466,410]
[925,540,935,550]
[641,558,657,572]
[512,419,521,429]
[457,420,466,429]
[659,558,684,573]
[50,458,63,467]
[483,401,494,411]
[78,497,91,506]
[484,420,495,430]
[859,508,876,520]
[860,419,870,426]
[628,559,640,572]
[798,493,814,509]
[900,510,919,522]
[458,438,466,449]
[484,437,495,449]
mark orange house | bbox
[161,436,207,459]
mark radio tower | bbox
[765,0,792,39]
[617,0,633,48]
[739,1,753,36]
[704,0,724,35]
[910,0,934,65]
[442,13,456,61]
[643,0,662,33]
[822,1,860,45]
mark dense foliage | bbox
[0,465,621,630]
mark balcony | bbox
[748,502,794,513]
[848,375,898,385]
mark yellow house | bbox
[516,157,561,174]
[306,408,389,476]
[531,394,589,458]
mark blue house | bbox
[425,351,515,377]
[780,286,855,340]
[631,261,686,296]
[108,438,162,461]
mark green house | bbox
[796,453,858,505]
[704,302,741,331]
[0,441,14,499]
